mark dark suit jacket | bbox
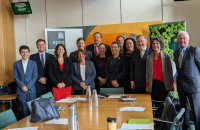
[72,60,96,90]
[86,43,112,58]
[30,53,53,91]
[13,59,38,94]
[130,47,152,88]
[69,50,92,63]
[92,56,108,79]
[174,45,200,93]
[105,54,126,87]
[49,58,73,88]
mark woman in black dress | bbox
[93,43,108,94]
[105,42,126,88]
[123,38,137,94]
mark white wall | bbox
[163,0,200,48]
[14,0,200,60]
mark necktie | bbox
[41,54,44,68]
[179,50,183,69]
[95,46,98,56]
[140,50,145,58]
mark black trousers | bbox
[135,87,147,94]
[179,90,200,130]
[151,80,169,121]
[74,89,93,95]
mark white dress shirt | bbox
[22,59,29,74]
[80,65,85,81]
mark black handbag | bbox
[31,97,60,123]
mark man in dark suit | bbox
[86,32,112,58]
[130,35,152,93]
[13,45,38,117]
[69,37,92,63]
[116,36,125,54]
[174,31,200,130]
[30,39,53,98]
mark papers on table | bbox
[72,97,86,101]
[121,123,154,129]
[108,95,121,98]
[45,118,68,125]
[121,97,137,101]
[120,107,145,112]
[56,97,86,103]
[8,126,38,130]
[56,99,76,103]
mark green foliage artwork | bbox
[149,21,186,59]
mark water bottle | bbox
[86,86,91,102]
[92,89,98,107]
[68,104,79,130]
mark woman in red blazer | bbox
[49,44,73,101]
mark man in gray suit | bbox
[174,31,200,130]
[13,45,38,117]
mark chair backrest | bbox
[170,108,185,130]
[26,97,41,112]
[161,97,177,130]
[0,109,17,129]
[40,92,55,103]
[100,87,124,94]
[188,124,195,130]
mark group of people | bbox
[13,31,200,130]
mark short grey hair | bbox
[136,35,147,40]
[177,31,190,39]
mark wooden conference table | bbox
[0,94,17,109]
[3,94,153,130]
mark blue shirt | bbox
[180,45,188,57]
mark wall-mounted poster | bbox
[149,21,186,59]
[45,28,83,54]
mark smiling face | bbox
[117,37,124,50]
[77,39,85,50]
[93,33,102,45]
[78,51,86,61]
[37,41,46,53]
[125,39,134,52]
[111,43,120,54]
[177,32,189,49]
[57,45,65,57]
[136,36,147,50]
[98,44,106,55]
[20,49,30,60]
[152,40,161,52]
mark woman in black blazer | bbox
[49,44,73,101]
[105,42,126,88]
[92,44,108,94]
[123,38,137,94]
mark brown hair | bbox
[76,49,88,60]
[54,44,69,59]
[36,39,45,45]
[116,36,125,41]
[93,32,102,38]
[76,37,85,44]
[98,43,106,49]
[111,41,120,47]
